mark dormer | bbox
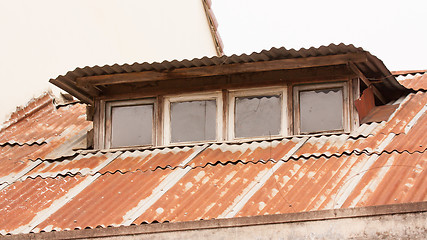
[50,44,408,150]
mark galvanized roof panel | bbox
[342,151,427,208]
[35,169,174,232]
[99,146,200,174]
[0,175,87,235]
[133,161,276,224]
[0,100,90,147]
[22,152,119,179]
[0,145,41,185]
[395,71,427,90]
[0,75,425,235]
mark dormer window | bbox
[293,82,349,135]
[50,45,404,151]
[105,99,155,148]
[163,92,223,145]
[228,87,287,139]
[98,82,353,149]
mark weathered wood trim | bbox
[162,91,223,145]
[227,86,287,140]
[77,53,368,86]
[97,65,354,100]
[293,81,350,135]
[348,62,387,104]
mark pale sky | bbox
[1,0,426,123]
[212,0,427,70]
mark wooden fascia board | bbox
[76,52,369,87]
[49,78,93,104]
[348,62,387,104]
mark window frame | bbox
[293,82,349,135]
[104,98,157,149]
[163,91,223,145]
[228,86,288,140]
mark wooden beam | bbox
[98,65,353,99]
[49,79,94,104]
[348,62,387,104]
[77,52,368,86]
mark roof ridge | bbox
[392,70,427,76]
[0,92,54,133]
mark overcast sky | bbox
[1,0,426,123]
[212,0,427,70]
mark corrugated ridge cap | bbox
[0,92,53,134]
[51,43,365,82]
[394,71,427,91]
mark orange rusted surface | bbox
[0,144,40,182]
[0,96,90,146]
[342,151,427,208]
[23,152,114,179]
[355,88,375,122]
[0,76,426,235]
[133,161,275,224]
[36,169,173,232]
[190,139,301,167]
[0,175,86,234]
[397,72,427,90]
[100,146,196,174]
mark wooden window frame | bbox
[163,91,223,145]
[293,82,350,135]
[228,86,288,141]
[103,98,157,149]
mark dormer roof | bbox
[50,44,408,104]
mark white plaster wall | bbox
[0,0,217,124]
[99,212,427,240]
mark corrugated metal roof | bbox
[0,175,87,235]
[36,169,174,232]
[0,77,425,235]
[396,72,427,90]
[50,43,406,104]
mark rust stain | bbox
[100,147,195,174]
[24,153,112,179]
[397,72,427,90]
[0,145,41,181]
[355,88,375,122]
[0,75,426,235]
[0,175,86,234]
[133,161,274,224]
[35,169,173,232]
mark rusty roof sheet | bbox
[0,99,90,146]
[396,72,427,90]
[0,145,41,186]
[0,79,426,235]
[0,175,87,235]
[99,146,202,174]
[22,152,120,179]
[34,170,172,232]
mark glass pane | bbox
[111,104,153,147]
[299,88,343,133]
[171,100,216,143]
[235,95,281,138]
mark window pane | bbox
[235,95,281,138]
[299,88,343,133]
[111,104,153,147]
[171,100,216,143]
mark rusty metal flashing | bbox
[5,201,426,240]
[201,0,223,56]
[348,62,387,104]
